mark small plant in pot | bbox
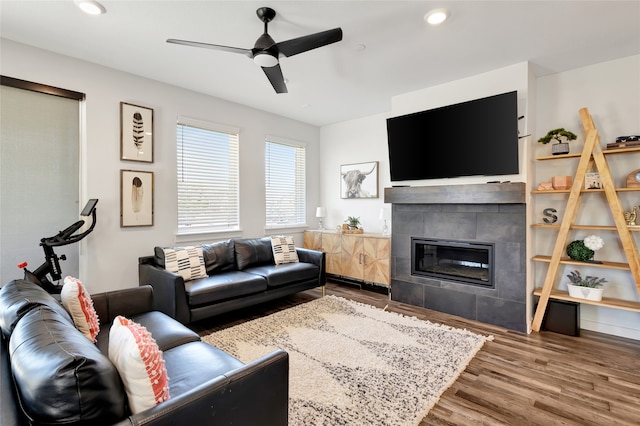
[345,216,361,230]
[566,235,604,263]
[566,270,607,301]
[538,128,578,155]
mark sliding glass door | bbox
[0,79,82,286]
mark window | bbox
[177,117,239,233]
[265,136,306,227]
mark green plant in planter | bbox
[566,240,594,261]
[345,216,361,229]
[538,128,578,144]
[566,270,607,288]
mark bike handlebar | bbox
[41,200,98,247]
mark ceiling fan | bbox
[167,7,343,93]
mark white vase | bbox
[567,283,604,301]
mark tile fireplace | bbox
[384,183,527,332]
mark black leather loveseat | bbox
[0,279,288,426]
[139,237,325,324]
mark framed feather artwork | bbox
[120,169,153,227]
[120,102,153,162]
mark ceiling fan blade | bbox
[261,64,288,93]
[276,28,343,58]
[167,39,252,57]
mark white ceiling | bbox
[1,1,639,126]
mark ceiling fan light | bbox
[74,0,106,15]
[254,52,278,68]
[424,8,449,25]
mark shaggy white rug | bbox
[203,295,492,426]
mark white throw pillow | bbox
[109,315,170,413]
[60,276,100,342]
[271,236,299,265]
[162,246,207,281]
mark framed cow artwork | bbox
[340,161,378,199]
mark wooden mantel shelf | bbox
[384,182,526,204]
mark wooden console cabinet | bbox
[303,230,390,286]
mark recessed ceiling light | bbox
[424,8,449,25]
[74,0,107,15]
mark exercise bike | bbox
[18,199,98,293]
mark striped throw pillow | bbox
[162,246,207,281]
[271,236,299,265]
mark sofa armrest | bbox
[92,285,154,324]
[119,349,289,426]
[138,259,190,324]
[296,247,326,286]
[1,334,27,426]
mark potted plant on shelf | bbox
[566,235,604,263]
[566,270,607,301]
[538,128,578,155]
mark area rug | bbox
[202,295,492,426]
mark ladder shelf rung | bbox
[531,224,640,231]
[533,288,640,312]
[532,255,631,270]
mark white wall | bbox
[1,39,320,293]
[319,56,640,340]
[319,113,391,233]
[319,62,533,234]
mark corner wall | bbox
[0,39,321,293]
[320,56,640,340]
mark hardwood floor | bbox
[190,282,640,425]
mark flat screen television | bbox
[386,91,519,181]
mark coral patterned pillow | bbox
[108,315,170,413]
[60,276,100,342]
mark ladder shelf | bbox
[531,108,640,332]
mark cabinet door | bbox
[321,233,343,276]
[363,237,391,286]
[303,231,322,250]
[341,234,365,281]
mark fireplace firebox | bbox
[411,238,494,288]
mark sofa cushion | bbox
[202,239,236,274]
[245,262,320,288]
[109,315,170,414]
[162,341,244,397]
[235,237,274,270]
[9,306,126,424]
[271,236,299,265]
[60,276,100,343]
[0,279,72,338]
[97,311,201,354]
[185,271,267,306]
[163,246,208,281]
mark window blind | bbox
[0,83,81,285]
[177,119,239,232]
[265,137,306,227]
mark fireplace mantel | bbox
[384,182,525,205]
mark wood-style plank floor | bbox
[190,282,640,425]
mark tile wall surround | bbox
[385,183,527,332]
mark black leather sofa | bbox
[139,237,326,324]
[0,279,288,426]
